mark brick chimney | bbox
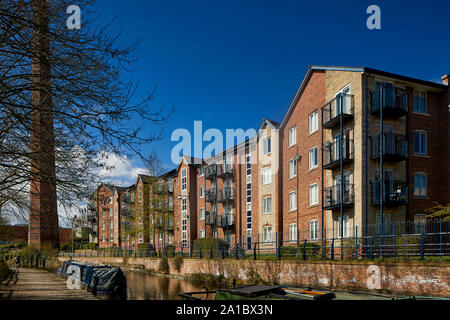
[442,74,449,85]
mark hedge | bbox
[192,237,229,258]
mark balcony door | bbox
[374,169,394,202]
[335,86,351,116]
[375,81,394,109]
[375,124,394,155]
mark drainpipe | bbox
[340,94,344,260]
[321,108,324,242]
[364,75,369,238]
[379,84,384,258]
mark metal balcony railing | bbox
[205,211,217,225]
[217,214,234,228]
[323,138,354,169]
[322,93,354,128]
[205,189,216,202]
[87,203,96,211]
[205,164,217,180]
[217,164,234,178]
[370,132,408,161]
[323,184,354,210]
[371,86,408,118]
[217,187,234,203]
[370,180,408,206]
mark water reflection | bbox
[125,271,216,300]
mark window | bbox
[414,173,427,197]
[262,166,272,185]
[200,229,205,238]
[309,147,318,170]
[414,131,427,155]
[110,208,113,217]
[200,207,205,220]
[414,91,427,114]
[262,196,272,214]
[101,235,105,242]
[309,110,318,134]
[309,183,319,205]
[263,137,271,155]
[199,166,205,176]
[375,213,391,235]
[102,210,105,218]
[337,215,350,238]
[199,185,205,198]
[102,222,105,230]
[289,224,297,242]
[168,234,173,244]
[289,158,297,178]
[289,126,296,147]
[263,226,272,243]
[110,220,113,229]
[289,191,297,211]
[310,220,319,240]
[109,197,113,204]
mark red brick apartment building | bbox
[87,66,449,249]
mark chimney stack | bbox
[442,74,449,85]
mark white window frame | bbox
[263,226,273,243]
[289,126,297,147]
[414,90,427,114]
[289,158,297,179]
[289,191,297,211]
[200,229,205,238]
[262,166,272,185]
[289,223,297,242]
[263,137,271,155]
[199,185,205,198]
[310,220,319,240]
[262,196,272,214]
[414,172,428,197]
[200,207,205,220]
[414,131,427,155]
[309,110,319,134]
[309,146,318,170]
[309,183,319,206]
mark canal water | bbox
[124,271,216,300]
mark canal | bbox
[124,271,216,300]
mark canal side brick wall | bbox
[57,256,450,297]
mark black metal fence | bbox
[59,219,450,262]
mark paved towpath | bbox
[0,268,99,300]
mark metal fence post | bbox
[199,245,202,259]
[253,242,257,260]
[210,246,213,258]
[439,218,443,261]
[302,240,307,261]
[189,243,193,258]
[370,237,374,261]
[420,233,424,261]
[331,238,334,261]
[235,244,239,260]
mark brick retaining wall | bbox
[57,256,450,297]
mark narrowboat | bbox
[178,284,336,300]
[58,260,127,300]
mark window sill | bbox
[413,154,430,158]
[308,166,319,173]
[308,204,319,208]
[289,209,297,213]
[288,176,297,180]
[413,196,429,200]
[413,112,430,117]
[308,130,319,137]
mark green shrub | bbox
[192,237,228,258]
[158,257,169,274]
[163,245,176,257]
[280,243,322,259]
[82,243,98,250]
[60,243,73,251]
[137,243,155,257]
[172,256,183,272]
[0,261,10,282]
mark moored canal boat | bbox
[58,260,127,300]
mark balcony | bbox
[323,184,354,210]
[217,214,234,228]
[323,138,354,169]
[370,180,408,206]
[152,183,172,194]
[205,211,217,225]
[87,215,97,224]
[205,189,216,202]
[87,203,96,211]
[322,94,354,129]
[217,187,234,203]
[370,132,408,161]
[205,164,217,180]
[371,86,408,118]
[217,164,234,178]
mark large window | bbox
[289,191,297,211]
[414,91,427,114]
[309,183,319,206]
[414,131,427,155]
[289,158,297,178]
[337,215,350,238]
[262,166,272,185]
[289,224,297,242]
[181,168,187,190]
[309,110,318,134]
[199,185,205,198]
[263,137,271,155]
[414,173,427,197]
[310,220,319,240]
[263,226,273,243]
[262,196,272,214]
[289,126,297,147]
[200,207,205,220]
[309,147,318,170]
[200,229,205,238]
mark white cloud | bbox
[96,152,150,186]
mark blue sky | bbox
[93,0,450,177]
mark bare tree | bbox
[0,1,171,227]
